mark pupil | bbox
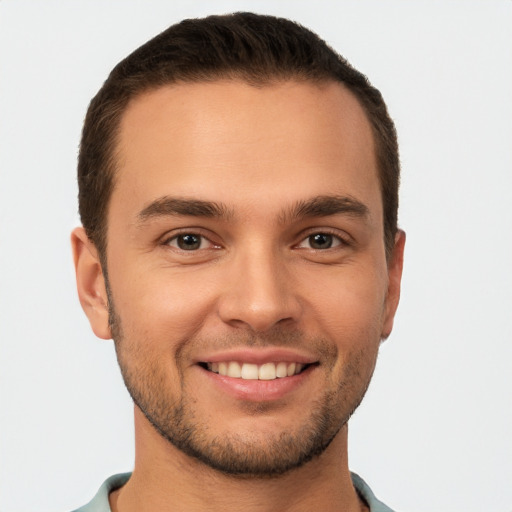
[178,234,200,250]
[310,233,332,249]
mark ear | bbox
[381,229,406,340]
[71,227,111,340]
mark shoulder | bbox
[71,471,392,512]
[351,472,397,512]
[71,473,131,512]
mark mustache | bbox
[177,326,338,363]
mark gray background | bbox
[1,1,511,511]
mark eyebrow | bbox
[280,195,370,224]
[137,196,234,223]
[136,194,369,226]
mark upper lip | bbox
[193,348,318,365]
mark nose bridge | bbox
[218,238,300,332]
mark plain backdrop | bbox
[1,1,511,511]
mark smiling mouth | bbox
[200,361,314,380]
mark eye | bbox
[167,233,211,251]
[298,232,343,250]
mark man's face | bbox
[87,80,403,476]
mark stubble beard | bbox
[106,283,377,478]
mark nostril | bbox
[216,274,302,333]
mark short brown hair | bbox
[78,12,399,263]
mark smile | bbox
[204,361,309,380]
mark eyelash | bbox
[161,229,350,252]
[296,231,349,250]
[162,231,220,252]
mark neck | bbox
[110,408,365,512]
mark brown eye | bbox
[297,232,343,250]
[168,234,204,250]
[308,233,334,249]
[177,234,201,250]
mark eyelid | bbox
[160,228,221,250]
[158,227,351,252]
[295,228,352,249]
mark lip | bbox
[192,348,319,401]
[193,347,317,366]
[197,363,316,402]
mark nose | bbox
[217,245,302,333]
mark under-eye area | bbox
[198,361,317,380]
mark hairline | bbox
[96,76,394,269]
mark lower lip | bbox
[198,365,315,402]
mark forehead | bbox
[113,80,380,221]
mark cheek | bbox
[302,262,389,341]
[110,270,218,395]
[314,270,387,383]
[307,280,384,390]
[110,265,220,349]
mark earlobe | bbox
[71,227,111,340]
[381,229,406,340]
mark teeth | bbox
[207,361,308,380]
[227,361,241,378]
[259,363,276,380]
[276,362,288,378]
[241,363,259,380]
[218,362,228,376]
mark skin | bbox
[72,80,405,512]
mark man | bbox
[71,12,404,512]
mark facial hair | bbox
[106,280,378,478]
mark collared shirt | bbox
[72,472,396,512]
